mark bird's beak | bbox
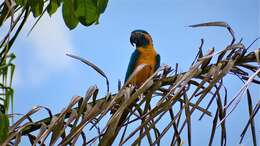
[130,33,137,47]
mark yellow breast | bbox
[130,47,157,87]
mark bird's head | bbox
[130,29,153,48]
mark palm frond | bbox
[3,22,260,146]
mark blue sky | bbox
[10,0,259,145]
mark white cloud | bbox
[27,12,74,69]
[13,10,75,87]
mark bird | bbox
[101,30,160,145]
[125,29,160,87]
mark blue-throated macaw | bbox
[125,30,160,87]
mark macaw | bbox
[125,30,160,87]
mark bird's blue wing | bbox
[125,50,140,82]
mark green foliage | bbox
[62,0,79,29]
[0,113,9,144]
[61,0,109,28]
[30,0,44,17]
[0,54,16,113]
[62,0,109,28]
[1,0,109,29]
[75,0,98,26]
[16,0,28,6]
[97,0,109,14]
[47,0,60,16]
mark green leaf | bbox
[30,0,44,17]
[0,113,9,144]
[15,0,28,6]
[75,0,98,26]
[74,0,85,18]
[62,0,79,29]
[97,0,108,14]
[47,0,60,16]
